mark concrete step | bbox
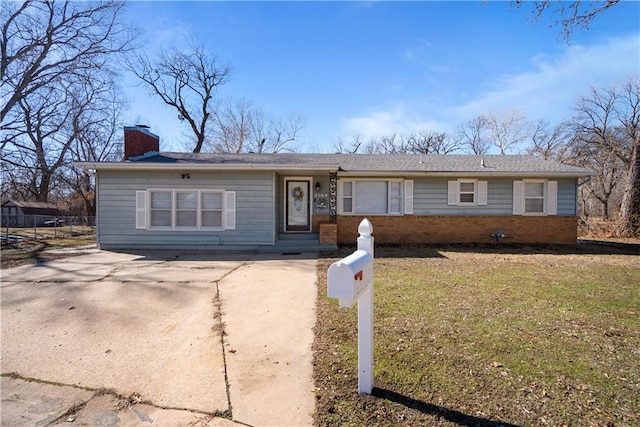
[260,243,337,253]
[263,236,337,253]
[277,233,320,241]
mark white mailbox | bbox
[327,249,373,308]
[326,218,375,394]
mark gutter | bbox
[335,171,594,178]
[73,162,593,178]
[73,162,341,172]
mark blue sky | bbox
[124,1,640,153]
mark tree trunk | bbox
[193,134,204,153]
[36,174,51,202]
[84,198,96,226]
[620,141,640,234]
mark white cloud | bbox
[343,104,444,140]
[449,33,640,123]
[345,33,639,143]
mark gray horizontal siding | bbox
[413,177,577,216]
[413,178,512,215]
[96,169,275,249]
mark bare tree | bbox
[1,0,134,207]
[128,42,231,153]
[406,131,462,154]
[456,116,490,155]
[359,131,459,155]
[207,98,305,153]
[1,0,135,127]
[513,0,622,40]
[571,135,625,219]
[250,109,305,153]
[570,86,620,219]
[526,120,571,161]
[616,77,640,232]
[209,98,253,153]
[484,109,532,155]
[333,132,365,154]
[2,75,115,202]
[367,133,405,154]
[570,77,640,231]
[62,87,126,217]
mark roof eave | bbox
[73,162,592,178]
[73,162,341,172]
[337,171,593,178]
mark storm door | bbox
[284,178,312,232]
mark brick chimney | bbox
[124,125,159,161]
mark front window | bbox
[201,192,223,227]
[524,182,544,214]
[340,180,403,215]
[150,191,172,227]
[149,190,224,229]
[356,181,388,214]
[176,191,198,227]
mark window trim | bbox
[338,179,405,216]
[144,189,228,230]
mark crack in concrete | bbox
[1,372,232,425]
[211,254,258,425]
[2,254,260,426]
[214,281,234,422]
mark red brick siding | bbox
[337,215,578,245]
[319,223,338,245]
[312,215,330,233]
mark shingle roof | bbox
[2,200,60,209]
[1,200,61,215]
[131,152,592,176]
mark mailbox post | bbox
[327,218,374,394]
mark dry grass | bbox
[1,228,96,269]
[314,242,640,426]
[579,217,640,239]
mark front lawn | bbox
[314,243,640,426]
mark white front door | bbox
[285,178,311,232]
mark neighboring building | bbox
[1,200,62,227]
[74,125,593,251]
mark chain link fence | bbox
[1,215,96,244]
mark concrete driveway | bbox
[1,250,317,426]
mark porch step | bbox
[261,240,337,253]
[262,233,337,253]
[277,233,319,241]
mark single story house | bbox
[75,125,592,251]
[1,200,62,227]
